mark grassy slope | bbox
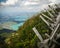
[6,6,60,48]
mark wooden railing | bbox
[32,4,60,48]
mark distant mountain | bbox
[0,29,16,38]
[0,29,15,34]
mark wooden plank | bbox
[50,24,60,40]
[41,14,53,22]
[40,15,50,26]
[48,5,56,14]
[55,13,60,26]
[57,33,60,39]
[40,15,53,30]
[33,27,49,48]
[45,9,54,18]
[32,27,43,42]
[45,33,50,38]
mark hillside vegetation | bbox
[4,4,60,48]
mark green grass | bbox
[5,5,60,48]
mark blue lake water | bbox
[0,12,37,30]
[10,15,29,30]
[11,12,36,30]
[11,22,24,30]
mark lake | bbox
[0,12,37,30]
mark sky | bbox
[0,0,60,13]
[0,0,60,12]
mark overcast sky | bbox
[0,0,60,12]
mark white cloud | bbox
[28,0,40,2]
[49,0,56,3]
[0,0,51,12]
[1,0,59,12]
[24,1,39,6]
[1,0,18,5]
[49,0,60,3]
[56,0,60,3]
[49,0,60,5]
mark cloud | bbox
[24,1,39,6]
[56,0,60,3]
[22,0,50,6]
[0,0,51,13]
[49,0,56,3]
[0,0,50,6]
[1,0,59,13]
[49,0,60,3]
[49,0,60,5]
[1,0,18,5]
